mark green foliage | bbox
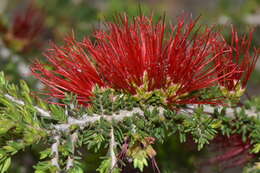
[1,0,260,172]
[0,71,259,172]
[83,129,106,152]
[0,157,11,173]
[252,144,260,154]
[182,108,219,150]
[68,166,84,173]
[34,161,58,173]
[243,162,260,173]
[97,158,121,173]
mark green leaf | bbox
[97,158,111,173]
[68,166,84,173]
[20,80,30,94]
[34,161,57,173]
[0,120,15,135]
[2,146,16,154]
[133,155,148,172]
[0,72,7,86]
[252,143,260,154]
[210,120,222,129]
[39,149,52,160]
[0,157,11,173]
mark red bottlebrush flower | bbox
[32,15,248,106]
[215,28,259,98]
[82,15,236,105]
[31,36,105,104]
[205,134,255,169]
[3,1,45,52]
[11,2,44,40]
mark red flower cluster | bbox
[11,3,44,40]
[3,1,44,52]
[215,28,259,98]
[31,15,259,106]
[206,134,254,169]
[32,37,105,103]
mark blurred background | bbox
[0,0,260,172]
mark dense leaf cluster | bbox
[0,72,259,172]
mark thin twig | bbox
[4,94,52,118]
[51,135,61,171]
[110,126,117,171]
[185,104,258,118]
[66,131,78,170]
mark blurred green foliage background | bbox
[0,0,260,172]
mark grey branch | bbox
[66,131,78,170]
[4,94,25,106]
[54,107,145,132]
[54,104,258,132]
[4,94,52,118]
[182,104,258,117]
[51,135,61,171]
[4,93,258,130]
[110,126,117,170]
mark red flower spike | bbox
[3,1,45,52]
[82,15,237,105]
[205,134,255,169]
[83,15,167,93]
[31,36,105,105]
[32,15,254,106]
[11,2,44,41]
[215,28,259,98]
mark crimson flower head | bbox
[206,134,254,169]
[31,37,105,104]
[31,15,257,107]
[4,2,44,52]
[12,4,43,40]
[216,28,259,99]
